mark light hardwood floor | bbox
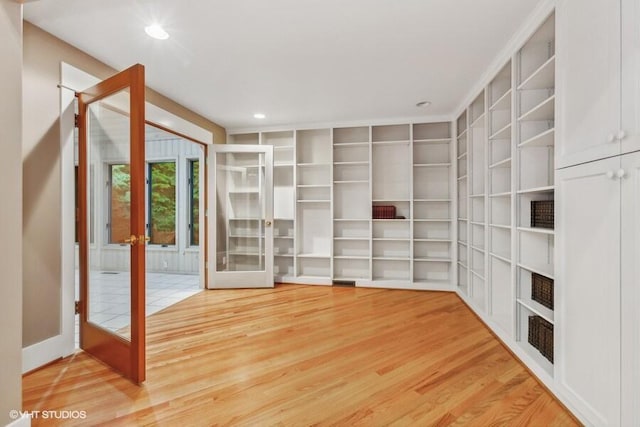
[23,285,580,426]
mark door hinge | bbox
[75,300,81,315]
[74,114,80,128]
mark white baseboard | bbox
[22,334,72,373]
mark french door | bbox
[77,64,146,383]
[210,145,274,288]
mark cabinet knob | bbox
[606,170,615,179]
[607,133,616,143]
[617,169,626,179]
[617,130,627,140]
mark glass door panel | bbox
[211,145,273,288]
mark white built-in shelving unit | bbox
[229,120,453,290]
[455,12,556,379]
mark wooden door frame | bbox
[78,64,146,383]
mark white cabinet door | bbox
[556,0,621,168]
[556,157,621,426]
[620,151,640,425]
[621,0,640,155]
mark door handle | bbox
[139,235,151,245]
[265,220,272,227]
[124,235,138,246]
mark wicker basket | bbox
[372,205,396,219]
[531,200,554,229]
[531,273,554,310]
[528,315,554,363]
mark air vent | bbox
[332,280,355,287]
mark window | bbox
[189,159,200,246]
[109,164,131,244]
[148,162,177,245]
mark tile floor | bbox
[75,271,201,346]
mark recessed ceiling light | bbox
[254,113,266,119]
[145,24,169,40]
[416,101,431,108]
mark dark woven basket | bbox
[528,315,554,363]
[531,200,554,229]
[531,273,554,310]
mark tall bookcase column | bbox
[412,122,453,288]
[468,91,488,311]
[296,129,332,284]
[262,131,296,282]
[487,61,515,336]
[332,126,371,283]
[456,112,469,295]
[515,12,556,376]
[371,124,411,286]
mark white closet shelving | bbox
[296,129,332,282]
[515,13,555,376]
[456,112,469,295]
[412,122,453,286]
[228,120,453,290]
[333,126,371,281]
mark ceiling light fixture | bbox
[416,101,431,108]
[145,24,170,40]
[254,113,266,119]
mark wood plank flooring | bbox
[23,285,580,426]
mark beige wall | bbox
[22,22,226,346]
[0,0,23,423]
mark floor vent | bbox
[332,280,355,287]
[101,271,120,275]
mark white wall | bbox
[0,0,23,424]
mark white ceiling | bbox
[24,0,544,131]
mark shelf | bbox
[229,191,259,195]
[470,245,485,254]
[297,184,331,188]
[458,261,468,268]
[489,123,511,140]
[457,128,468,138]
[489,158,511,169]
[297,253,330,259]
[457,152,468,160]
[517,185,554,195]
[334,180,368,184]
[457,175,468,181]
[489,88,512,111]
[517,262,554,280]
[334,256,369,260]
[519,128,555,148]
[333,237,369,241]
[273,146,294,151]
[297,163,332,167]
[413,198,451,202]
[470,221,485,227]
[372,199,410,202]
[518,55,555,91]
[489,191,511,198]
[274,254,294,258]
[334,161,369,166]
[297,200,331,203]
[372,257,410,261]
[333,142,369,147]
[414,238,452,243]
[489,223,511,230]
[414,219,451,223]
[469,194,486,198]
[413,138,451,144]
[457,218,468,221]
[413,163,451,168]
[470,113,486,128]
[372,219,410,222]
[228,252,263,257]
[372,140,410,146]
[274,236,294,240]
[414,257,452,263]
[517,299,554,325]
[274,163,295,168]
[517,226,554,236]
[458,241,468,246]
[490,252,511,264]
[373,238,410,242]
[470,269,485,280]
[229,235,263,239]
[518,95,555,122]
[333,218,370,222]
